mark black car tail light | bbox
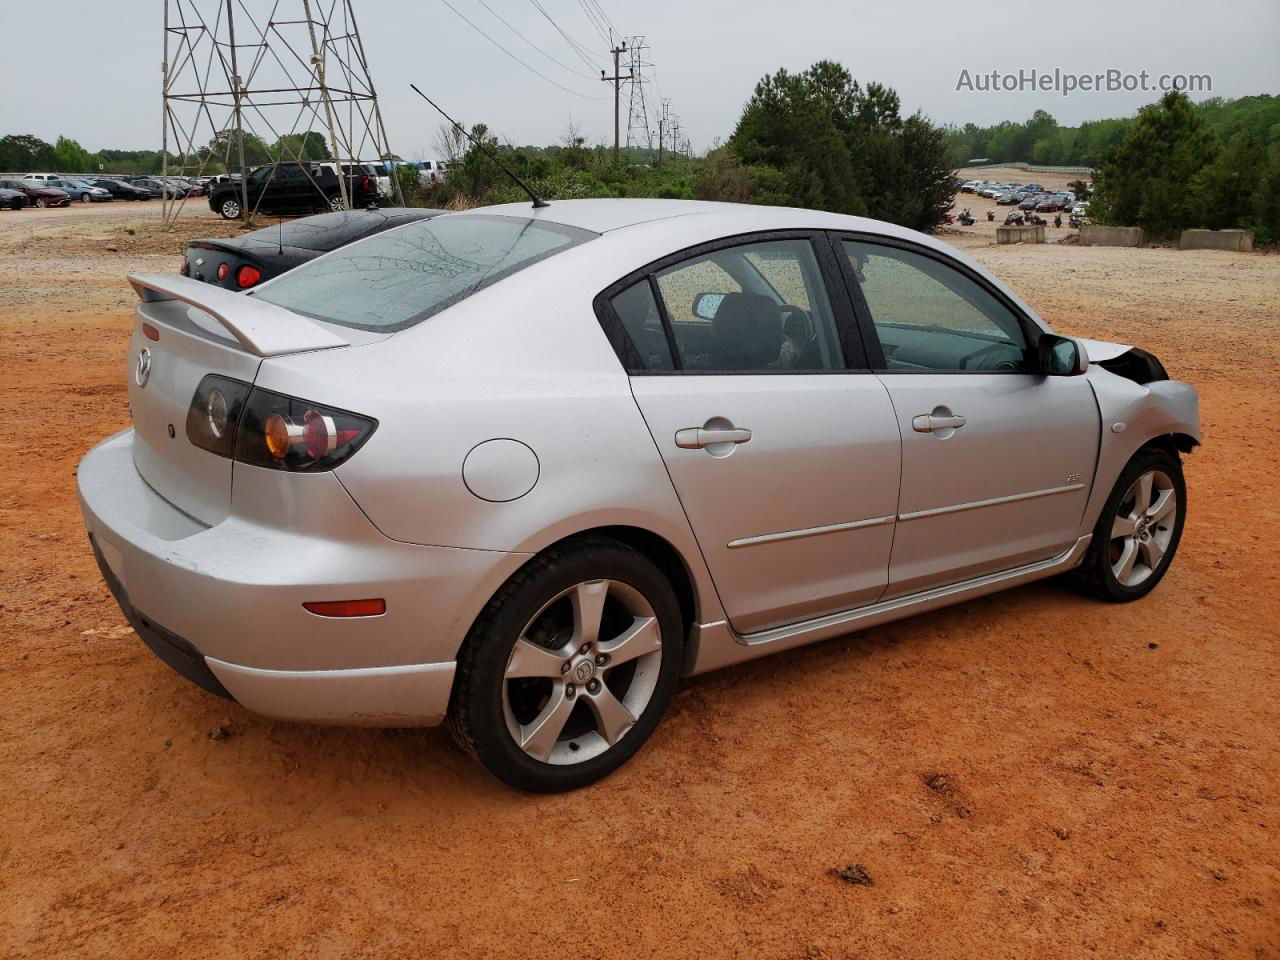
[236,265,262,288]
[186,375,252,458]
[186,378,376,471]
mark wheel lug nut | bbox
[587,679,600,694]
[561,662,571,674]
[579,644,591,655]
[566,684,576,699]
[595,654,608,667]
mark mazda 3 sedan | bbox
[78,199,1200,792]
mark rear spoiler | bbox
[127,274,348,357]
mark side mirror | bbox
[692,292,725,320]
[1039,334,1088,376]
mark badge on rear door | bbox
[135,347,152,388]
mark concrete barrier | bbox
[996,224,1045,244]
[1178,229,1254,252]
[1081,225,1144,247]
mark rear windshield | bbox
[251,214,593,332]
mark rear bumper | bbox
[78,429,530,725]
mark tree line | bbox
[0,130,334,175]
[5,75,1278,240]
[944,94,1280,168]
[427,60,954,234]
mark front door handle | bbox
[675,426,753,449]
[912,412,967,433]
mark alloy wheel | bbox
[221,199,241,219]
[1108,468,1178,587]
[502,579,663,766]
[328,195,346,212]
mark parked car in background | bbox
[1020,195,1046,211]
[130,178,183,199]
[78,198,1200,792]
[415,159,457,186]
[1037,197,1064,212]
[1072,201,1089,216]
[46,177,112,203]
[92,178,152,201]
[182,206,444,290]
[996,193,1021,205]
[0,179,70,207]
[0,186,28,210]
[20,173,60,184]
[207,161,379,219]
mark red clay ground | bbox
[1,203,1277,959]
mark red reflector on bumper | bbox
[142,323,160,341]
[302,598,386,618]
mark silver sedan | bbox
[77,199,1200,791]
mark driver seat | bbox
[711,293,783,370]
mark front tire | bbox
[1073,446,1186,602]
[34,199,46,208]
[80,193,92,203]
[327,193,346,212]
[218,197,241,220]
[449,537,685,792]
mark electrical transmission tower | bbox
[160,0,402,226]
[656,98,671,164]
[623,36,652,151]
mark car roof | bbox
[459,198,933,242]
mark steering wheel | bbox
[778,304,812,341]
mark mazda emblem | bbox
[135,347,152,388]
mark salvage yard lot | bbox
[1,203,1277,958]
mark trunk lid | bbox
[124,274,350,524]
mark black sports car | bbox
[92,179,153,201]
[181,206,445,290]
[0,187,28,210]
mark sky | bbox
[3,0,1278,160]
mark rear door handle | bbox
[912,413,967,433]
[675,427,753,449]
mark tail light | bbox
[360,175,370,191]
[216,262,229,282]
[236,265,261,288]
[180,255,190,276]
[186,376,375,471]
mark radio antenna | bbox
[409,83,548,208]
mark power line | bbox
[440,0,604,100]
[574,0,610,44]
[469,0,598,80]
[583,0,619,45]
[526,0,605,73]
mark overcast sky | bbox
[3,0,1278,159]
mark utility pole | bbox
[657,98,670,166]
[601,41,631,163]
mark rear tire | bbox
[327,193,346,212]
[219,197,241,220]
[34,199,46,208]
[448,537,684,792]
[1073,447,1186,602]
